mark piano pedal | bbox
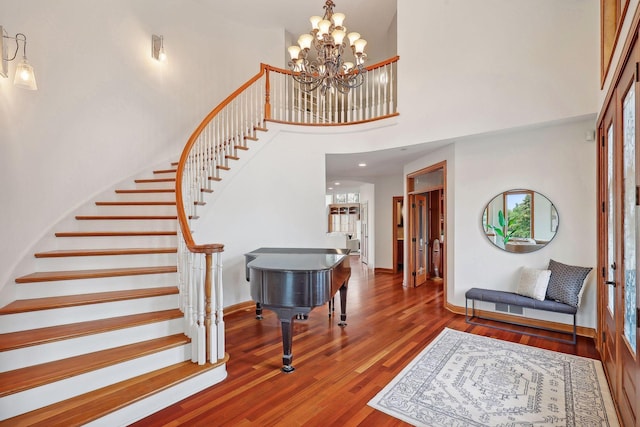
[282,365,295,373]
[295,313,308,320]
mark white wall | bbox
[0,0,283,294]
[396,0,598,146]
[373,175,404,270]
[405,117,598,328]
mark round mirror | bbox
[482,189,558,253]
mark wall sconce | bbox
[1,25,37,90]
[151,35,167,62]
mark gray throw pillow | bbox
[545,259,592,307]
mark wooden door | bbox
[412,194,428,286]
[618,56,638,425]
[598,46,639,427]
[601,99,618,396]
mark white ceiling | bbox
[325,141,450,192]
[213,0,397,63]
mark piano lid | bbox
[247,253,347,272]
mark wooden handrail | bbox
[175,65,268,254]
[262,55,400,76]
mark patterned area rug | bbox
[368,328,619,426]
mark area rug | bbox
[368,328,619,426]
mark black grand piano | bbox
[245,248,351,373]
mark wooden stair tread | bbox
[254,126,268,132]
[0,358,226,426]
[244,135,258,141]
[134,178,175,183]
[0,286,178,314]
[95,201,176,206]
[234,145,250,150]
[0,335,189,398]
[75,215,177,220]
[216,165,230,171]
[0,309,183,352]
[115,189,175,194]
[34,248,177,258]
[15,265,177,284]
[153,169,176,174]
[55,231,177,237]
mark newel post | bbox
[204,252,213,363]
[264,66,271,120]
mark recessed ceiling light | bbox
[328,187,333,190]
[334,182,341,186]
[358,163,367,167]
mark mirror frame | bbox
[482,189,559,253]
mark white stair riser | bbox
[0,294,179,333]
[35,252,177,271]
[0,344,191,421]
[0,318,185,371]
[134,181,176,190]
[87,364,227,427]
[62,219,177,233]
[114,192,176,202]
[15,273,177,300]
[52,235,178,250]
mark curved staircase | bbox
[0,165,234,426]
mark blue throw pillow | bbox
[545,259,592,307]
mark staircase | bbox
[0,165,231,426]
[0,57,399,426]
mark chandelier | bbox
[287,0,367,95]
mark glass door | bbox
[412,194,428,286]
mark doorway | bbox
[406,161,446,288]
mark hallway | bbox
[133,258,600,426]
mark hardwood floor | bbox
[132,257,600,426]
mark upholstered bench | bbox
[464,260,592,345]
[465,287,577,344]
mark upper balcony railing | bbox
[175,56,399,365]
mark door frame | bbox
[406,161,447,293]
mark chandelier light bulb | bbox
[298,34,314,50]
[310,15,322,30]
[353,38,367,54]
[332,29,346,46]
[347,32,361,46]
[343,62,354,72]
[318,19,332,36]
[288,45,301,60]
[331,12,346,28]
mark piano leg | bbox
[280,317,295,373]
[255,303,263,320]
[338,283,347,327]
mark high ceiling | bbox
[213,0,396,63]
